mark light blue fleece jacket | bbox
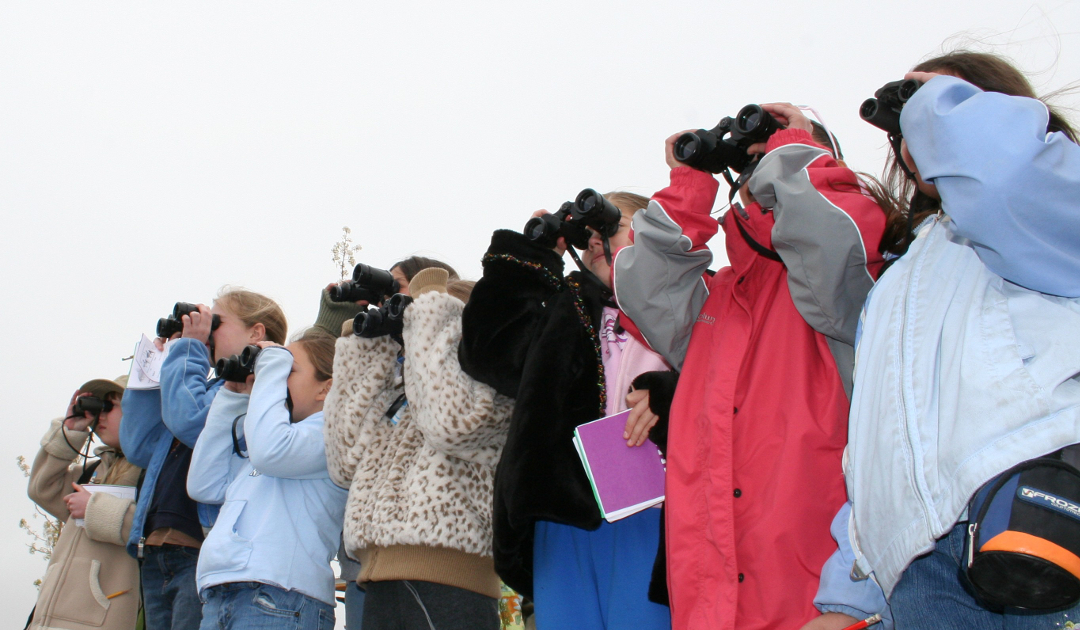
[819,76,1080,603]
[188,346,347,606]
[119,337,224,558]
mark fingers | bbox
[623,389,659,446]
[904,71,941,83]
[746,142,767,156]
[760,102,812,133]
[153,337,166,352]
[71,482,84,493]
[531,209,551,218]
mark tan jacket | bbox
[27,418,141,630]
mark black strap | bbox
[76,459,101,485]
[733,215,782,263]
[231,414,248,457]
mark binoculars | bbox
[216,345,262,383]
[673,104,781,174]
[523,188,623,250]
[157,302,222,339]
[353,294,413,341]
[73,395,113,417]
[860,79,922,138]
[330,264,400,304]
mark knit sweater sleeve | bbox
[27,418,90,522]
[402,291,513,467]
[323,333,401,489]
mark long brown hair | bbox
[290,327,337,382]
[872,50,1077,257]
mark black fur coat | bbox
[459,230,610,598]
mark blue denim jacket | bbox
[120,338,224,558]
[838,76,1080,598]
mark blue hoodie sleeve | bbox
[244,347,330,480]
[119,388,166,469]
[188,388,250,504]
[814,502,892,629]
[160,338,222,447]
[900,75,1080,297]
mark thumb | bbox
[71,482,84,492]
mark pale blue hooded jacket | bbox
[818,75,1080,609]
[188,346,347,606]
[120,338,224,558]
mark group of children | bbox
[26,48,1080,630]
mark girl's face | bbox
[390,266,410,297]
[94,395,124,449]
[210,302,266,363]
[584,210,633,290]
[286,342,331,421]
[900,139,940,200]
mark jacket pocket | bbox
[198,500,252,576]
[51,558,109,627]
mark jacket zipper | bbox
[898,220,940,541]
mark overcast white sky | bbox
[1,0,1077,620]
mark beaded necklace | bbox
[566,276,607,417]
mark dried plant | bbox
[17,456,63,587]
[331,226,363,280]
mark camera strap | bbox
[733,213,782,263]
[231,414,248,458]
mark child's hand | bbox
[624,388,659,447]
[153,331,182,352]
[255,341,283,350]
[224,374,255,395]
[64,390,95,432]
[181,304,214,344]
[747,103,812,155]
[64,483,91,519]
[665,130,695,170]
[529,210,567,255]
[904,71,941,84]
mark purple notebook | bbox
[573,409,666,522]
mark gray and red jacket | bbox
[613,128,885,630]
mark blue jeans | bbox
[344,582,366,630]
[891,523,1080,629]
[142,545,204,630]
[199,582,335,630]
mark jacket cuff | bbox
[41,418,89,459]
[668,165,717,189]
[486,229,565,277]
[315,288,365,338]
[409,268,450,297]
[766,128,818,153]
[83,491,134,546]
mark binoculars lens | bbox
[674,134,701,161]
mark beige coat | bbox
[27,418,141,630]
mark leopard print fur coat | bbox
[324,289,514,560]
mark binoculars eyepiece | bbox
[523,189,622,249]
[329,264,400,304]
[674,104,782,174]
[860,79,923,137]
[73,395,112,417]
[156,302,222,339]
[216,345,262,383]
[353,293,413,341]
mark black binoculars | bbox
[157,302,222,339]
[860,79,922,137]
[353,294,413,341]
[523,188,623,250]
[329,264,400,304]
[673,104,781,174]
[73,395,113,417]
[216,345,262,383]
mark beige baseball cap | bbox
[78,375,128,399]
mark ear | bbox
[250,322,266,343]
[315,378,333,402]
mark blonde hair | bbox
[215,288,288,344]
[604,191,650,216]
[447,279,476,304]
[290,327,337,382]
